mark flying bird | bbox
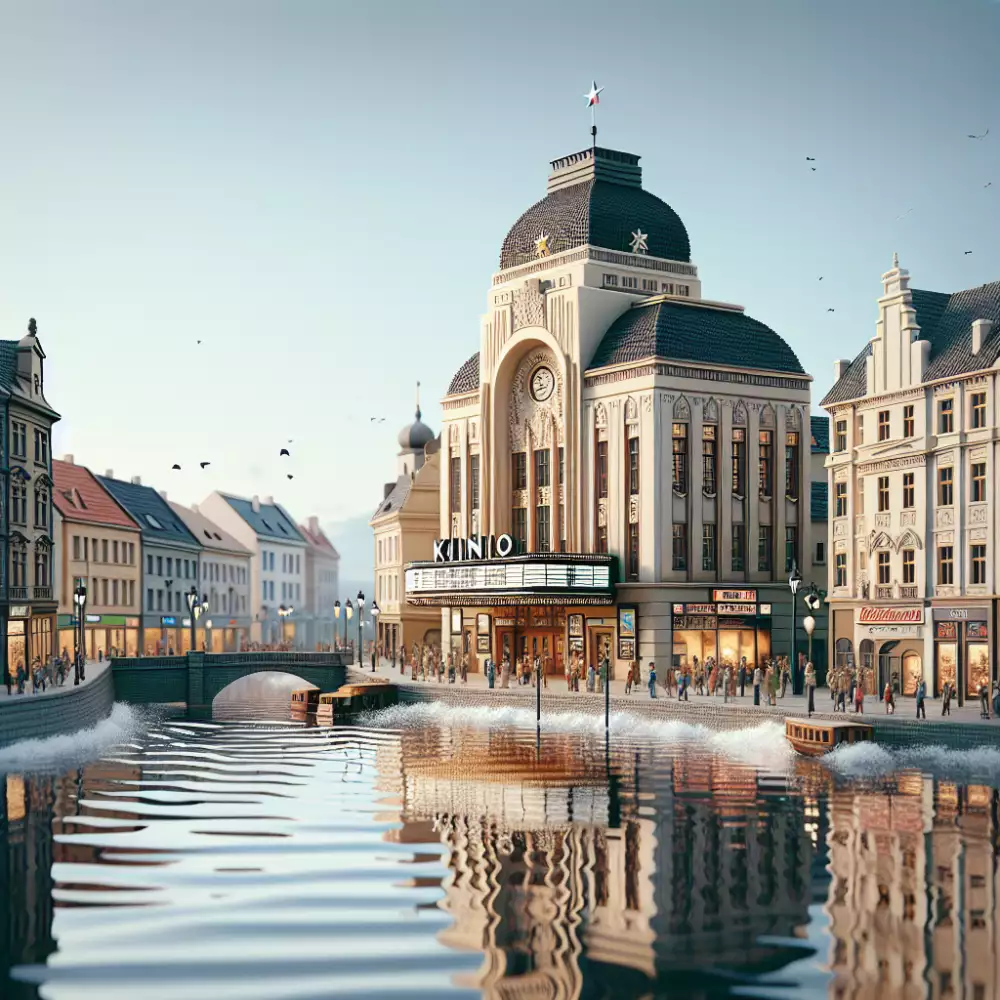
[806,156,815,161]
[985,182,993,189]
[286,474,294,480]
[810,167,816,171]
[968,129,989,140]
[196,339,202,345]
[200,461,210,469]
[827,308,836,313]
[818,276,824,281]
[279,448,290,457]
[965,250,973,255]
[895,208,914,221]
[171,464,181,470]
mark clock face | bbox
[530,366,555,402]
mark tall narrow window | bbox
[512,452,527,491]
[835,553,847,587]
[534,449,550,488]
[938,398,954,434]
[835,420,847,452]
[628,436,639,496]
[702,426,717,495]
[758,430,773,497]
[536,504,550,553]
[558,447,565,552]
[731,523,745,572]
[877,475,889,512]
[971,543,987,585]
[938,545,954,585]
[902,549,915,584]
[469,455,480,515]
[511,508,527,554]
[902,472,915,508]
[903,404,915,438]
[835,482,847,517]
[938,466,954,506]
[672,524,687,571]
[785,526,797,573]
[732,429,746,495]
[758,526,772,572]
[877,550,891,585]
[785,432,799,498]
[449,457,461,514]
[596,441,608,498]
[971,461,986,502]
[877,410,890,441]
[702,524,716,572]
[672,424,688,493]
[627,522,639,580]
[971,391,987,429]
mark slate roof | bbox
[500,177,691,269]
[52,460,139,531]
[0,342,18,391]
[220,494,305,544]
[447,352,480,396]
[169,501,250,556]
[811,481,828,522]
[371,476,412,522]
[810,415,830,454]
[97,476,201,548]
[821,281,1000,406]
[588,299,805,374]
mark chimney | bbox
[971,318,993,356]
[159,490,167,500]
[308,515,319,534]
[833,359,851,381]
[251,495,261,513]
[130,475,142,485]
[263,495,275,506]
[61,454,74,465]
[105,469,114,479]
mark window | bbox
[113,540,119,563]
[856,415,864,445]
[785,432,799,498]
[971,544,987,585]
[534,448,550,488]
[732,429,746,495]
[536,504,550,553]
[903,404,914,437]
[938,466,954,506]
[938,398,954,434]
[785,526,797,573]
[661,282,674,294]
[11,548,26,587]
[672,523,687,571]
[73,535,81,560]
[450,457,461,514]
[112,580,119,605]
[166,557,172,576]
[34,487,48,528]
[147,554,153,574]
[903,472,915,508]
[938,545,954,585]
[835,419,847,452]
[877,475,889,512]
[971,391,986,429]
[558,447,565,551]
[11,481,26,524]
[627,522,639,580]
[102,539,109,563]
[512,452,527,491]
[835,552,847,587]
[511,507,527,554]
[10,421,26,458]
[672,423,688,493]
[877,550,891,585]
[878,410,890,441]
[702,524,716,572]
[902,549,915,584]
[758,525,772,572]
[758,430,773,497]
[33,429,48,466]
[815,541,826,564]
[627,436,639,495]
[596,441,608,498]
[835,482,848,517]
[971,461,986,503]
[470,455,480,513]
[156,556,163,576]
[147,588,154,611]
[732,523,745,572]
[157,589,164,611]
[621,275,637,289]
[702,426,717,495]
[603,273,618,287]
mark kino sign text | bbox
[434,534,515,563]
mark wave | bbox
[0,703,151,774]
[825,740,1000,783]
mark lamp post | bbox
[356,591,365,667]
[186,586,208,654]
[370,600,380,671]
[345,599,353,657]
[788,564,802,695]
[278,604,294,646]
[73,581,87,686]
[334,600,341,651]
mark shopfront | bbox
[932,606,991,700]
[7,604,57,675]
[57,614,141,661]
[670,590,771,672]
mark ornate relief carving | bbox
[874,513,890,528]
[512,280,546,332]
[469,421,478,443]
[834,467,849,482]
[597,499,608,528]
[449,423,461,446]
[857,454,926,475]
[970,527,988,541]
[895,528,923,551]
[834,520,848,537]
[900,511,917,527]
[936,531,954,545]
[935,586,957,598]
[936,450,955,466]
[512,489,528,508]
[624,396,639,423]
[537,486,552,506]
[868,529,893,554]
[451,513,461,535]
[703,397,718,422]
[785,407,802,430]
[510,349,563,451]
[759,404,775,428]
[732,400,747,425]
[641,394,652,414]
[673,395,690,420]
[594,402,608,430]
[970,505,988,524]
[835,539,848,553]
[935,508,955,528]
[628,495,639,524]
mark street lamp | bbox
[278,604,294,647]
[345,599,353,656]
[334,600,341,650]
[788,564,802,695]
[73,581,87,685]
[370,600,380,671]
[186,586,209,654]
[356,590,365,667]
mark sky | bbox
[0,0,997,575]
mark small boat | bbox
[316,682,396,723]
[785,717,874,757]
[290,688,321,716]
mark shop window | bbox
[785,526,797,573]
[628,436,639,495]
[967,641,990,698]
[785,432,799,498]
[970,543,986,584]
[835,481,847,517]
[627,522,639,580]
[672,424,688,493]
[878,410,890,441]
[702,426,717,495]
[758,430,773,497]
[758,525,772,572]
[672,523,687,571]
[937,545,954,585]
[971,461,986,502]
[702,524,716,572]
[835,419,847,452]
[731,428,746,495]
[938,398,954,434]
[936,641,957,696]
[877,475,889,512]
[835,552,847,587]
[938,466,954,506]
[903,404,914,437]
[450,457,461,514]
[877,550,891,584]
[902,548,915,584]
[732,523,745,572]
[512,452,527,491]
[903,472,914,508]
[971,391,986,429]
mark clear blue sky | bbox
[0,0,997,539]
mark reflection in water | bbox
[0,708,996,999]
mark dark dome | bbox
[590,300,804,374]
[447,352,480,395]
[398,407,435,450]
[500,179,690,270]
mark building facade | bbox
[199,492,306,646]
[97,475,202,655]
[808,415,830,677]
[52,457,142,659]
[299,515,339,649]
[2,320,60,679]
[822,258,1000,701]
[169,501,253,651]
[408,144,813,679]
[371,404,442,660]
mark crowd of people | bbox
[5,651,74,695]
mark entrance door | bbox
[591,628,614,678]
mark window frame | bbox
[877,410,890,441]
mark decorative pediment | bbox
[10,466,30,482]
[35,534,52,550]
[9,531,28,547]
[703,397,719,422]
[895,528,923,552]
[759,404,776,428]
[624,396,639,424]
[34,473,52,488]
[673,395,690,420]
[732,400,747,425]
[594,402,607,431]
[868,529,893,554]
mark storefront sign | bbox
[684,603,717,615]
[718,616,755,629]
[161,616,177,626]
[858,606,924,625]
[86,614,101,623]
[759,604,772,616]
[228,619,237,626]
[935,621,958,640]
[495,617,516,627]
[433,534,515,563]
[862,624,922,638]
[673,615,717,630]
[716,603,757,616]
[126,618,140,628]
[713,589,756,603]
[8,605,28,619]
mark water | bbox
[1,698,998,1000]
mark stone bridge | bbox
[111,651,348,710]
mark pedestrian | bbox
[979,683,991,719]
[447,652,456,684]
[682,665,691,701]
[916,679,927,719]
[805,661,816,716]
[738,658,747,698]
[753,665,762,706]
[648,662,657,699]
[780,659,790,699]
[883,682,895,715]
[665,665,674,699]
[587,661,596,693]
[722,665,731,704]
[625,660,633,695]
[941,681,952,716]
[501,655,511,689]
[486,657,495,689]
[993,681,1000,719]
[461,652,469,685]
[854,679,865,714]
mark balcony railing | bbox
[875,586,894,599]
[900,586,919,599]
[9,587,27,601]
[33,586,52,601]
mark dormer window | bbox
[145,513,163,529]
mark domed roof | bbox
[499,147,690,269]
[398,406,435,451]
[589,299,804,375]
[447,352,480,395]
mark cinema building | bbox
[406,143,820,676]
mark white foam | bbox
[0,703,149,773]
[826,740,1000,782]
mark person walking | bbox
[500,655,511,689]
[587,661,596,693]
[648,661,657,698]
[883,682,895,715]
[941,681,952,716]
[486,657,495,689]
[753,665,762,706]
[738,658,747,698]
[916,679,927,719]
[722,665,731,704]
[805,661,816,717]
[461,652,469,685]
[625,660,634,696]
[780,658,791,699]
[979,683,991,719]
[598,657,607,696]
[854,679,865,714]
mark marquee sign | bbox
[434,534,515,563]
[857,606,924,625]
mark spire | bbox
[415,380,421,421]
[891,251,899,269]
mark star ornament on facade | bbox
[630,229,649,254]
[535,231,551,257]
[585,82,604,107]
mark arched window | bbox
[902,651,922,696]
[835,637,853,669]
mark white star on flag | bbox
[585,82,604,107]
[630,229,649,254]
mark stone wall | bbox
[0,668,115,748]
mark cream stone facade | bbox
[415,144,818,681]
[822,257,1000,702]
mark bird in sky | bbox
[827,308,836,312]
[986,182,993,189]
[806,156,815,161]
[968,128,989,140]
[200,462,210,469]
[171,464,181,470]
[196,339,202,345]
[286,474,294,480]
[818,276,824,281]
[965,250,973,255]
[279,448,290,457]
[895,208,914,221]
[810,166,816,171]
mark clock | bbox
[529,365,555,402]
